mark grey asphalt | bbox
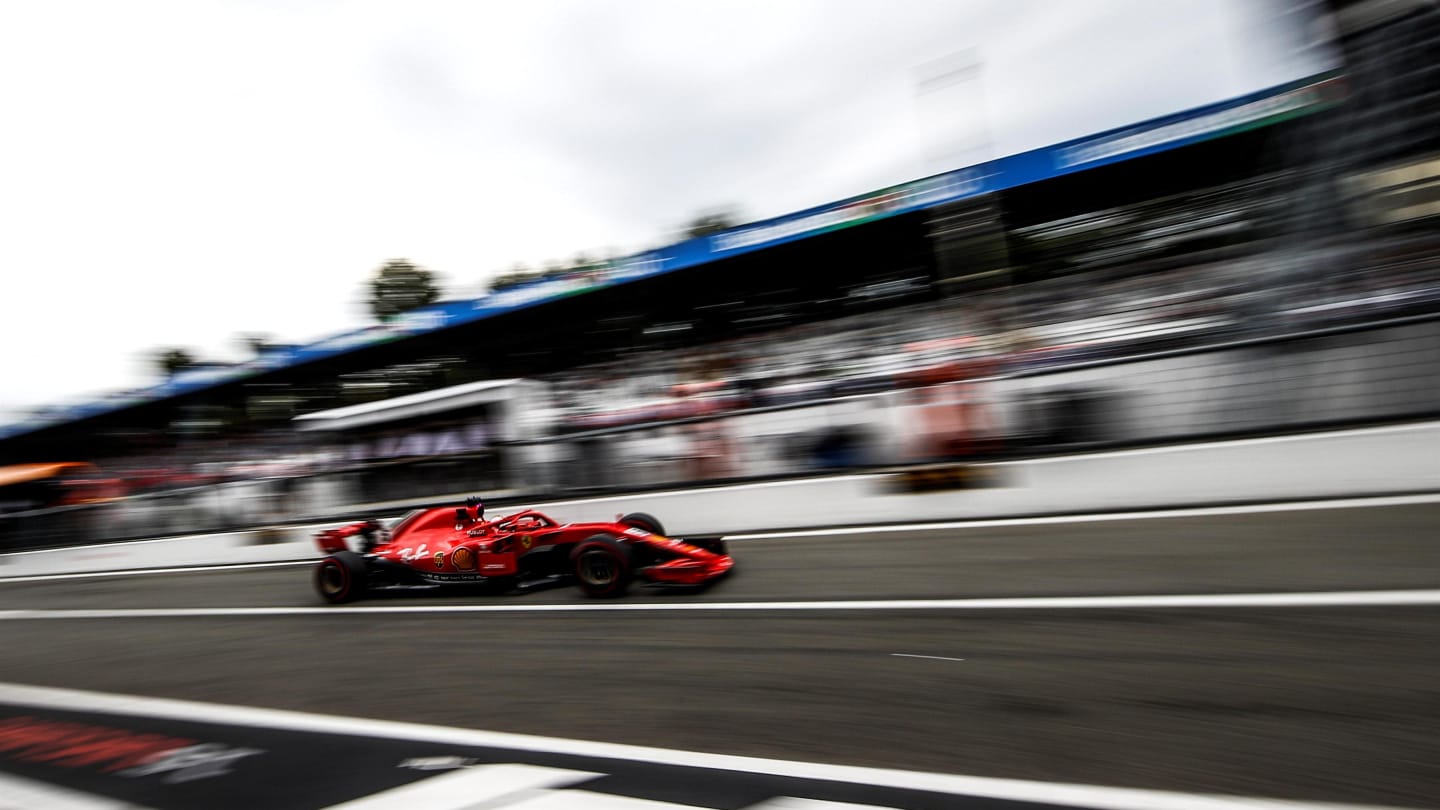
[2,502,1438,806]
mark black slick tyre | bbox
[619,512,666,536]
[571,535,633,598]
[315,551,368,604]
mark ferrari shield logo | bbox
[434,551,445,568]
[521,534,533,550]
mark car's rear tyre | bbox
[619,512,666,536]
[315,551,368,604]
[571,535,633,598]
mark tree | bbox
[369,259,440,322]
[237,332,275,357]
[154,348,196,379]
[682,207,742,240]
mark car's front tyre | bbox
[570,535,633,598]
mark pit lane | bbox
[1,502,1437,807]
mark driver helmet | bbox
[360,519,388,552]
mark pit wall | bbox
[3,421,1436,579]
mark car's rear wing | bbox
[315,521,377,554]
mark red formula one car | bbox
[312,499,733,603]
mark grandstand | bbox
[1,0,1438,548]
[0,75,1345,456]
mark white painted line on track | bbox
[747,800,900,810]
[320,763,601,810]
[0,681,1413,810]
[725,492,1440,540]
[0,560,312,585]
[890,654,966,663]
[1,590,1438,621]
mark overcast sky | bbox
[0,0,1334,419]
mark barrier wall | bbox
[3,421,1437,579]
[524,420,1440,532]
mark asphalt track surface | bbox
[1,502,1438,807]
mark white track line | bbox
[891,654,966,663]
[0,681,1413,810]
[0,590,1437,621]
[320,763,601,810]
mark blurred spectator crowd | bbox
[546,232,1440,431]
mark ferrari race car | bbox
[312,500,732,603]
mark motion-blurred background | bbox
[1,0,1437,549]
